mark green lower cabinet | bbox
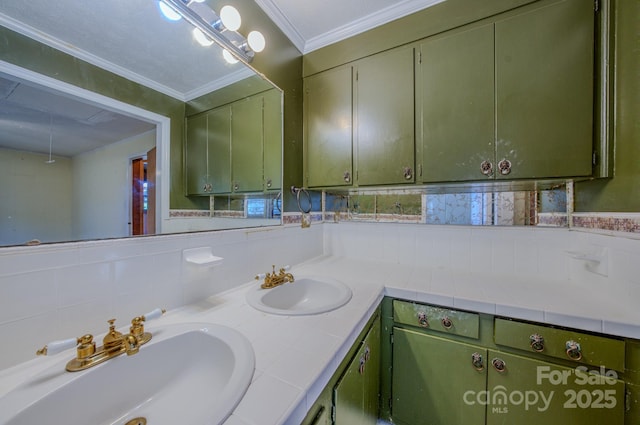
[334,317,381,424]
[486,350,625,425]
[392,328,487,425]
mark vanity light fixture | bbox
[158,0,266,64]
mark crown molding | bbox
[256,0,444,54]
[253,0,307,53]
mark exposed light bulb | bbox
[222,49,239,64]
[220,5,241,31]
[193,28,214,46]
[158,1,182,21]
[247,31,266,52]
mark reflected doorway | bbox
[131,147,156,236]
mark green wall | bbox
[303,0,639,213]
[0,26,188,208]
[0,2,303,212]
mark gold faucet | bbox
[256,265,295,289]
[36,308,165,372]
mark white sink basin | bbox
[0,322,254,425]
[246,275,352,315]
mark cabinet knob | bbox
[480,160,493,177]
[233,183,239,191]
[565,340,582,361]
[529,333,545,352]
[403,167,413,180]
[498,158,512,175]
[343,171,351,183]
[471,352,484,371]
[203,183,212,192]
[441,316,453,330]
[266,179,272,188]
[492,357,506,373]
[417,312,429,328]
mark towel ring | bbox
[290,186,312,214]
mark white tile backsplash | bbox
[0,225,323,370]
[2,220,640,371]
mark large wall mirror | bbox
[0,0,283,247]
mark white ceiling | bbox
[256,0,445,54]
[0,0,444,157]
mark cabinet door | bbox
[231,96,263,193]
[418,24,495,182]
[334,318,380,425]
[263,89,282,191]
[185,112,211,195]
[392,328,486,425]
[208,106,231,194]
[355,46,415,185]
[487,350,625,425]
[495,0,594,179]
[304,65,353,188]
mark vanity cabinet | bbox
[386,299,627,425]
[304,45,414,188]
[185,89,281,195]
[418,0,595,182]
[302,310,381,425]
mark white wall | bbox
[0,224,323,370]
[1,219,639,371]
[0,148,72,245]
[72,130,155,241]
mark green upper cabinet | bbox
[185,111,212,195]
[185,89,282,195]
[418,23,495,183]
[263,89,283,191]
[304,45,415,188]
[494,0,594,179]
[419,0,595,183]
[304,64,354,188]
[185,107,232,195]
[355,46,415,186]
[208,106,232,194]
[231,96,263,193]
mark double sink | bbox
[0,272,352,425]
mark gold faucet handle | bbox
[36,334,94,357]
[129,308,166,344]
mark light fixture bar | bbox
[160,0,253,63]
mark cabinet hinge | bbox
[331,405,336,422]
[592,151,598,166]
[390,332,394,345]
[418,51,422,64]
[594,0,599,12]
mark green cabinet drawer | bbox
[494,318,625,371]
[393,300,479,339]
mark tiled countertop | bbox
[1,254,638,425]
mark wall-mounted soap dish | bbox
[183,247,223,266]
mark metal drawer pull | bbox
[403,167,413,180]
[343,171,351,183]
[565,340,582,361]
[492,358,506,373]
[529,333,545,352]
[441,316,453,330]
[471,352,484,371]
[480,160,493,176]
[417,312,429,328]
[498,158,512,175]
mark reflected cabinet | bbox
[185,89,281,196]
